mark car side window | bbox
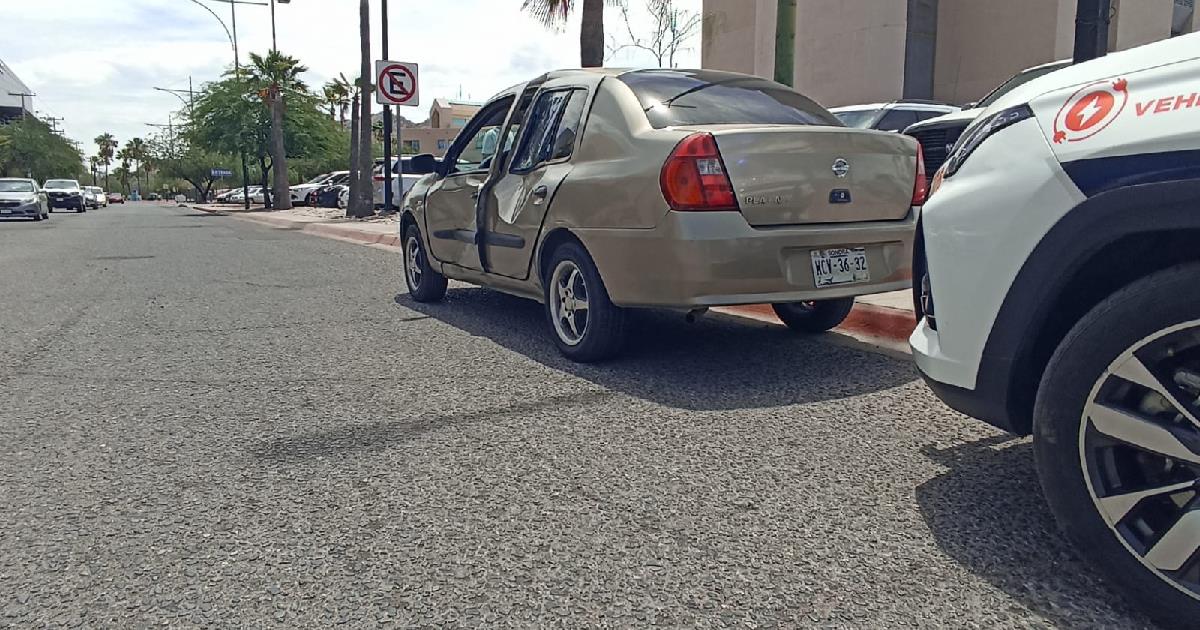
[448,97,514,174]
[876,109,919,132]
[510,89,586,173]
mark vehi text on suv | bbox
[911,33,1200,628]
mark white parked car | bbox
[911,33,1200,628]
[830,100,959,132]
[290,173,333,204]
[372,157,422,210]
[85,186,107,208]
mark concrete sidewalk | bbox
[194,204,917,351]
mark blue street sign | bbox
[211,168,234,178]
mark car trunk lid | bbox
[685,125,918,226]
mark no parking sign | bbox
[375,60,419,107]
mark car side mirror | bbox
[551,128,577,160]
[962,101,978,109]
[410,153,438,175]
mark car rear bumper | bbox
[0,205,41,217]
[576,209,916,308]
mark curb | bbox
[194,204,915,352]
[192,205,402,250]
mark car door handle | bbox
[531,185,548,200]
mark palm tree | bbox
[774,0,795,86]
[321,76,353,124]
[523,0,606,68]
[94,133,117,189]
[351,0,374,218]
[88,155,99,186]
[333,73,354,125]
[125,137,148,194]
[246,50,309,210]
[115,151,133,195]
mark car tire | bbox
[772,298,855,333]
[402,225,447,303]
[1033,263,1200,630]
[543,242,627,363]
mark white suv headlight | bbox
[943,104,1034,178]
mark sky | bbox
[1,0,702,157]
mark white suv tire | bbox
[1034,263,1200,630]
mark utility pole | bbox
[381,0,395,214]
[1074,0,1112,64]
[7,91,34,120]
[42,116,64,134]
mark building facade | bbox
[701,0,1197,108]
[393,98,481,157]
[0,58,35,122]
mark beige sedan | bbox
[401,69,924,362]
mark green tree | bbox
[124,137,149,193]
[87,155,99,186]
[189,71,339,205]
[147,130,231,202]
[246,50,308,210]
[95,132,117,189]
[774,0,795,86]
[0,118,85,181]
[524,0,607,68]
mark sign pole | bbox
[381,0,393,214]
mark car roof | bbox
[832,101,958,113]
[0,177,34,182]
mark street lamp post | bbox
[199,0,269,210]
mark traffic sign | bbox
[211,168,233,178]
[375,60,419,107]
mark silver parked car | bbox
[0,178,50,221]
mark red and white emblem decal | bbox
[1053,79,1129,144]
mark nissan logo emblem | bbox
[832,158,850,178]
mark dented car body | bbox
[401,68,923,361]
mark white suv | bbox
[911,33,1200,627]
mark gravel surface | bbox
[0,205,1158,628]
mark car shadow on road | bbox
[916,436,1154,628]
[395,286,916,412]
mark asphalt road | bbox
[0,204,1157,628]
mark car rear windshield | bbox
[0,181,35,192]
[45,180,78,189]
[617,70,840,129]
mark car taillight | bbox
[911,144,928,206]
[660,133,739,212]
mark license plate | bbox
[811,247,870,287]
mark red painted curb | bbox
[199,204,916,348]
[718,301,917,345]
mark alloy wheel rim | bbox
[549,260,590,346]
[1081,319,1200,602]
[405,236,423,290]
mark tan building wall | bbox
[794,0,908,107]
[702,0,1189,108]
[701,0,777,80]
[932,0,1074,105]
